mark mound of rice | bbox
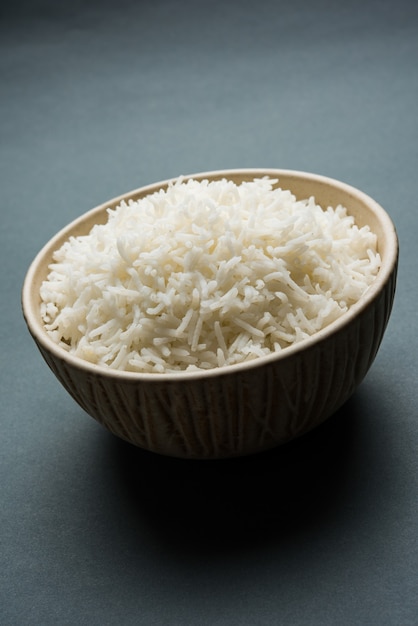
[40,176,381,373]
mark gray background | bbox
[2,1,417,624]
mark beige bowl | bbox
[22,169,398,459]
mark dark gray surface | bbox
[2,1,417,624]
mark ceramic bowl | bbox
[22,169,398,459]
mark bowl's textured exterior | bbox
[22,169,398,459]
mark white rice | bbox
[40,176,381,373]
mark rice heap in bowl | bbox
[39,176,381,373]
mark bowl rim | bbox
[22,168,398,382]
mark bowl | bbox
[22,169,398,459]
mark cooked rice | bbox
[39,176,381,372]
